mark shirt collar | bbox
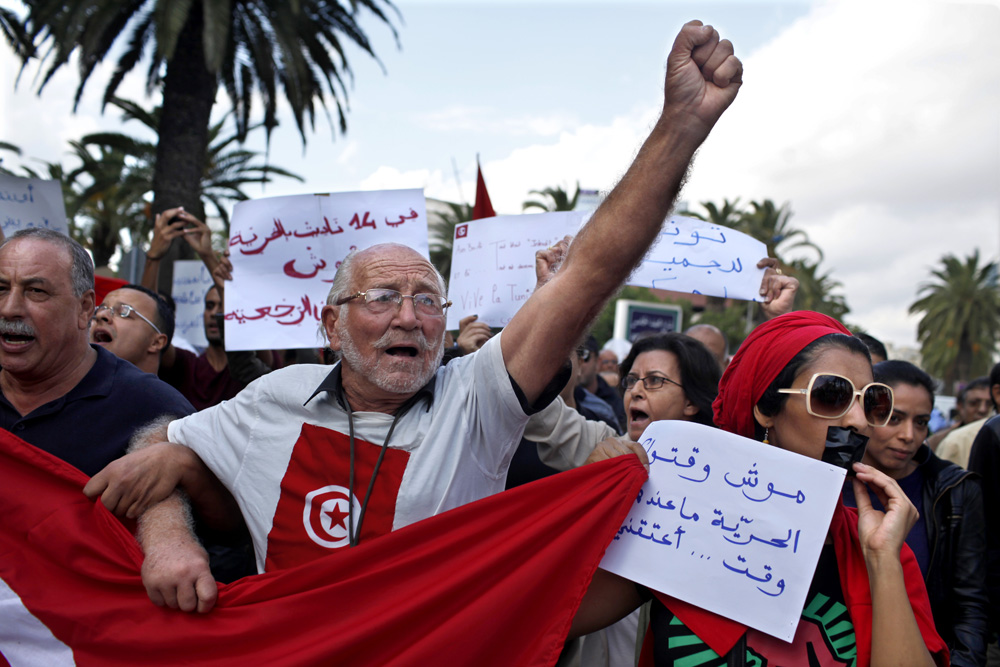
[304,362,437,414]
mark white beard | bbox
[337,319,445,395]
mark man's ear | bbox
[321,305,342,351]
[148,332,169,355]
[752,405,773,429]
[78,289,96,330]
[991,384,1000,413]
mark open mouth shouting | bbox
[384,344,419,358]
[628,407,651,437]
[90,326,114,344]
[0,319,37,348]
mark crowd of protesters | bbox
[2,18,999,667]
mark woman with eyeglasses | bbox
[843,360,988,666]
[573,312,948,666]
[522,333,720,479]
[618,333,721,437]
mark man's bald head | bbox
[683,323,728,370]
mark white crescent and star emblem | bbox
[302,485,362,549]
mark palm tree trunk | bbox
[152,3,217,293]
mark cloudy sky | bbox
[1,0,997,351]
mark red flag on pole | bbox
[472,157,496,219]
[0,429,646,666]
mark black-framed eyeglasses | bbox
[621,374,683,392]
[576,348,593,362]
[778,372,894,427]
[92,303,162,334]
[335,288,451,317]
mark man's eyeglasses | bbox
[92,303,162,335]
[621,374,683,392]
[336,289,451,317]
[778,372,893,427]
[576,348,593,362]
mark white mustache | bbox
[374,329,431,352]
[0,318,36,337]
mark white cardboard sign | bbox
[0,175,68,236]
[445,211,588,330]
[627,215,768,300]
[170,260,214,348]
[224,189,428,351]
[600,420,846,641]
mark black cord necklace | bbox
[345,400,404,548]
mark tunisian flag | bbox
[0,429,645,666]
[472,158,496,219]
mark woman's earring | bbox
[763,427,770,445]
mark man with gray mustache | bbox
[86,19,744,615]
[0,228,193,476]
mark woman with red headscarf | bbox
[572,312,948,666]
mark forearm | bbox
[140,255,161,291]
[527,398,617,471]
[138,491,200,557]
[867,555,936,667]
[137,491,218,613]
[501,123,704,401]
[132,420,241,531]
[561,116,703,317]
[569,568,642,639]
[226,349,273,385]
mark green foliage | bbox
[909,250,1000,390]
[522,183,580,212]
[682,198,848,326]
[13,0,398,146]
[16,97,304,266]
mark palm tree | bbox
[681,197,743,229]
[522,183,580,212]
[428,201,472,283]
[83,98,303,234]
[10,0,396,282]
[910,250,1000,391]
[63,138,152,267]
[737,200,823,265]
[786,258,849,321]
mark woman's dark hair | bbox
[873,360,936,405]
[753,333,870,440]
[618,332,721,427]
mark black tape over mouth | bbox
[821,426,868,477]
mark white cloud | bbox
[359,165,457,199]
[684,0,1000,349]
[436,0,1000,351]
[418,105,581,137]
[1,50,153,169]
[480,110,659,213]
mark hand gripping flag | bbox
[0,429,646,666]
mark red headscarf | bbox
[712,311,851,438]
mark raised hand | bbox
[663,20,743,138]
[535,235,572,289]
[455,314,491,355]
[757,258,799,320]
